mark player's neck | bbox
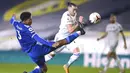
[110,21,116,24]
[68,11,74,17]
[22,22,30,26]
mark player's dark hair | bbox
[67,2,77,7]
[110,14,116,17]
[20,12,31,21]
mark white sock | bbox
[45,54,53,62]
[115,56,123,70]
[103,57,112,73]
[45,51,56,62]
[65,53,80,67]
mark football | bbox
[89,12,101,24]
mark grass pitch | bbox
[0,64,130,73]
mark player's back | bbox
[12,21,37,53]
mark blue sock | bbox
[30,68,41,73]
[65,32,79,43]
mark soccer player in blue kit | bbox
[10,12,85,73]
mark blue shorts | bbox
[28,41,55,68]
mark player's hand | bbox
[124,44,127,49]
[12,14,16,17]
[79,16,84,24]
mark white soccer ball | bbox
[89,12,101,24]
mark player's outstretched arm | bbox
[120,31,127,49]
[26,27,53,47]
[10,14,16,25]
[97,32,108,41]
[33,34,53,47]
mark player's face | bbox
[110,16,116,23]
[68,6,77,16]
[25,18,32,26]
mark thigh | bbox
[67,41,79,52]
[109,42,118,52]
[105,42,118,52]
[29,42,56,57]
[31,57,46,68]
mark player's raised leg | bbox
[43,30,82,62]
[52,30,84,49]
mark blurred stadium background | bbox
[0,0,130,73]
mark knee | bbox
[50,52,56,57]
[73,48,80,55]
[107,52,111,58]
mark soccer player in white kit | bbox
[97,14,127,73]
[43,2,84,73]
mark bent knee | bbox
[73,47,80,53]
[50,52,56,57]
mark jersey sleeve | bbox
[10,16,17,25]
[26,27,52,47]
[33,34,52,47]
[118,23,123,31]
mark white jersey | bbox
[55,11,77,40]
[54,11,79,52]
[105,22,123,46]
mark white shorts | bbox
[54,34,79,53]
[105,42,118,52]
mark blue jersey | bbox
[10,16,53,53]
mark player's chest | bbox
[107,25,119,32]
[69,16,77,24]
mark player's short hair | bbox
[20,12,31,21]
[67,2,77,7]
[110,14,116,17]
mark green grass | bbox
[0,64,130,73]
